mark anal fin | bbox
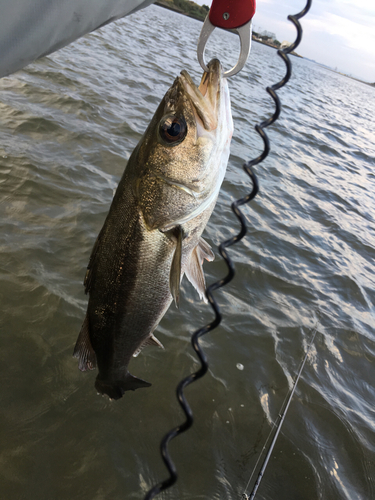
[198,237,215,262]
[146,334,164,349]
[133,334,164,357]
[73,313,97,371]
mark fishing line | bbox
[242,322,319,499]
[144,0,312,498]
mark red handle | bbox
[209,0,256,29]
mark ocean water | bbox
[0,4,374,500]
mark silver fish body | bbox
[74,59,233,399]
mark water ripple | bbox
[0,5,374,500]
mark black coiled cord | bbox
[144,1,312,498]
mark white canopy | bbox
[0,0,155,78]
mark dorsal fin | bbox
[185,237,214,303]
[73,314,97,371]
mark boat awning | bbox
[0,0,155,78]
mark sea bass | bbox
[74,59,233,400]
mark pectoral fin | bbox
[169,226,183,308]
[185,237,215,303]
[73,314,97,371]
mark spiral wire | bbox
[144,1,312,498]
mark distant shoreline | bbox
[153,2,374,87]
[309,61,375,88]
[154,1,203,21]
[153,2,302,58]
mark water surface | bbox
[0,5,374,500]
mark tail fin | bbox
[95,372,151,400]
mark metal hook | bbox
[197,15,252,78]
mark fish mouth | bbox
[179,58,222,133]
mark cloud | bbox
[254,0,375,81]
[193,0,375,81]
[304,12,375,62]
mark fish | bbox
[73,59,233,400]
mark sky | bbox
[193,0,375,82]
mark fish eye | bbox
[159,115,187,145]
